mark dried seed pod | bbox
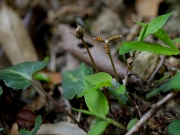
[93,36,105,42]
[127,57,133,70]
[107,35,121,42]
[75,23,85,39]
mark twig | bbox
[32,80,87,132]
[77,103,83,122]
[148,55,165,83]
[125,91,178,135]
[124,93,142,118]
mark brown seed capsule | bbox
[127,57,133,70]
[75,23,85,39]
[105,44,109,55]
[107,35,121,42]
[93,36,105,42]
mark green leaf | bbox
[81,72,113,96]
[81,81,112,96]
[173,37,180,43]
[108,80,128,105]
[90,117,103,129]
[127,118,138,130]
[133,20,146,27]
[170,72,180,90]
[138,11,174,41]
[146,72,180,98]
[138,24,148,41]
[88,121,110,135]
[116,84,126,94]
[119,45,132,55]
[42,56,50,63]
[33,72,50,83]
[72,108,94,116]
[0,61,46,90]
[85,72,112,85]
[154,28,179,51]
[32,115,42,135]
[133,20,178,52]
[157,73,170,83]
[0,86,3,95]
[121,41,180,55]
[20,115,42,135]
[168,119,180,135]
[85,90,109,119]
[109,90,128,105]
[62,63,93,99]
[20,129,31,135]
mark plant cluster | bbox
[0,11,180,135]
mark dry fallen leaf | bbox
[0,1,38,65]
[35,69,62,85]
[9,123,20,135]
[135,0,164,19]
[37,122,87,135]
[15,109,38,128]
[23,95,48,112]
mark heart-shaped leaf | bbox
[62,63,93,99]
[0,61,46,90]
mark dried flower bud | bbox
[127,57,133,70]
[75,23,85,39]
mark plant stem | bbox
[106,118,126,130]
[106,43,119,83]
[81,38,99,73]
[32,80,87,133]
[80,38,111,109]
